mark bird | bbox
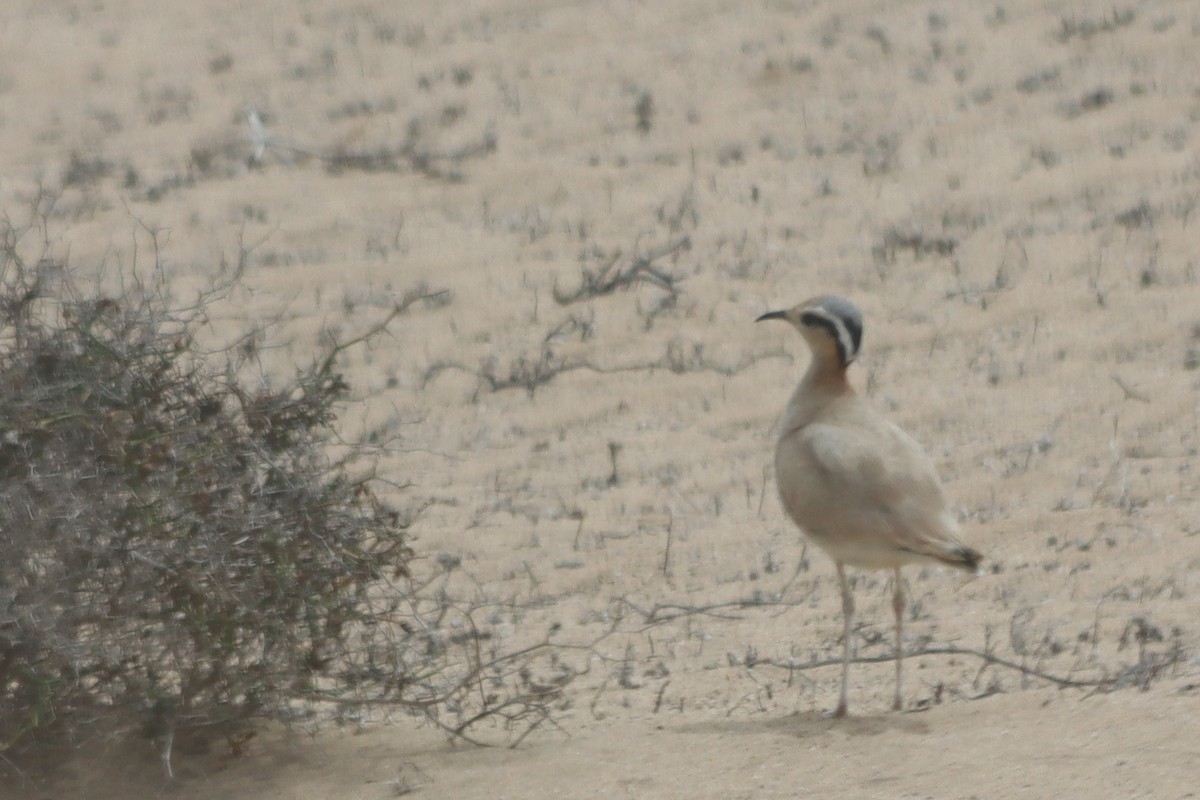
[756,295,982,717]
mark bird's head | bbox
[756,295,864,369]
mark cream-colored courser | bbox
[757,295,982,717]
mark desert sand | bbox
[2,0,1199,797]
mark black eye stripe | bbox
[800,311,830,329]
[800,309,858,366]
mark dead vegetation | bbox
[552,236,690,306]
[592,583,1189,717]
[321,118,497,182]
[420,188,787,398]
[421,330,787,400]
[149,101,499,203]
[0,203,572,774]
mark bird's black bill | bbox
[755,310,787,323]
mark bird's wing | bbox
[795,421,966,562]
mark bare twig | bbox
[616,593,815,631]
[316,287,448,378]
[764,645,1113,690]
[423,346,789,398]
[1110,374,1150,403]
[553,237,690,305]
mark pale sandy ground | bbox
[3,0,1200,798]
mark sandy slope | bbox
[3,0,1200,797]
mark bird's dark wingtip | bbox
[955,547,984,575]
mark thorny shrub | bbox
[0,210,568,764]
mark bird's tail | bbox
[942,546,983,575]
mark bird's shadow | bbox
[673,710,931,739]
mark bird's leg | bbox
[892,566,904,711]
[835,562,853,718]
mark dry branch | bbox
[763,646,1111,689]
[615,592,816,631]
[422,344,789,399]
[553,237,690,305]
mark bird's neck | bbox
[782,358,854,433]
